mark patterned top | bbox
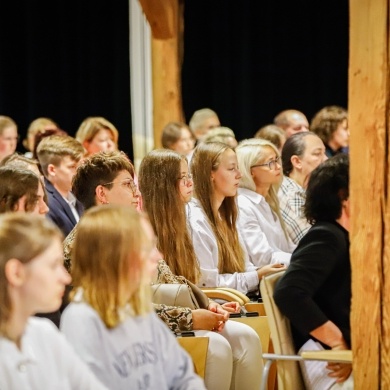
[63,226,76,273]
[63,231,196,333]
[278,176,311,244]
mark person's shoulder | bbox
[187,199,207,221]
[25,317,62,344]
[237,188,261,205]
[304,221,348,245]
[28,316,58,332]
[62,300,101,324]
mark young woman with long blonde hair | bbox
[188,142,284,294]
[61,205,204,390]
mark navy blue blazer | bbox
[44,178,84,237]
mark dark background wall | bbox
[0,0,133,158]
[182,1,349,141]
[0,1,349,157]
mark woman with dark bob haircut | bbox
[274,154,353,388]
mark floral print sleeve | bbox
[153,303,193,332]
[63,227,77,273]
[152,259,194,332]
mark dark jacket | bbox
[274,221,351,351]
[44,178,84,237]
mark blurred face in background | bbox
[0,126,18,162]
[170,128,195,156]
[84,129,116,155]
[284,113,309,138]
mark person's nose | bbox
[60,265,72,285]
[39,199,49,215]
[236,169,242,179]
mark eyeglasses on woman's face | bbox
[102,178,138,195]
[178,173,193,186]
[251,156,281,171]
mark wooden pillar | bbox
[138,0,184,149]
[349,0,389,387]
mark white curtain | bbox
[129,0,153,172]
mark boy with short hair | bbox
[37,135,84,236]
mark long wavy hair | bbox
[139,149,200,283]
[71,206,151,328]
[191,142,245,273]
[236,138,288,239]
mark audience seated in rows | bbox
[139,148,263,390]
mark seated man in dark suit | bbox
[36,135,84,236]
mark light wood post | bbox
[349,0,389,387]
[138,0,184,149]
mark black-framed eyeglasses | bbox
[251,156,281,171]
[102,178,138,195]
[178,173,193,186]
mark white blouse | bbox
[186,199,259,294]
[0,317,107,390]
[237,188,296,268]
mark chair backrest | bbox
[177,336,209,379]
[260,271,305,390]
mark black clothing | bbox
[274,221,351,351]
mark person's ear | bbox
[291,155,302,170]
[95,185,108,205]
[342,198,350,217]
[47,163,56,178]
[5,259,26,287]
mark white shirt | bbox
[237,188,296,268]
[186,199,259,294]
[0,317,107,390]
[63,192,80,222]
[61,299,205,390]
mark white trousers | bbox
[195,320,263,390]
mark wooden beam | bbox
[349,0,388,387]
[138,0,184,148]
[138,0,177,39]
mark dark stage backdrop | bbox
[0,1,349,157]
[0,1,133,159]
[182,1,349,141]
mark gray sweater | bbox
[61,301,205,390]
